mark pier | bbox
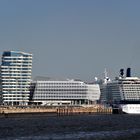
[57,107,112,116]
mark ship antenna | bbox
[104,68,107,79]
[104,68,110,83]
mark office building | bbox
[0,51,32,105]
[30,77,100,106]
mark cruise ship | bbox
[100,68,140,114]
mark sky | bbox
[0,0,140,81]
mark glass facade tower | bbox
[0,51,32,105]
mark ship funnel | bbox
[126,68,131,77]
[120,69,124,77]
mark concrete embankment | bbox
[0,106,112,118]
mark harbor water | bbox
[0,114,140,140]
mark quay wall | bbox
[0,106,112,118]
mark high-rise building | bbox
[0,51,32,105]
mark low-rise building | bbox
[30,77,101,106]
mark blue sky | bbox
[0,0,140,81]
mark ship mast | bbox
[104,68,110,83]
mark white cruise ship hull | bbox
[121,104,140,114]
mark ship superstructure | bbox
[107,76,140,104]
[100,68,140,104]
[100,68,140,114]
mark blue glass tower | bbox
[0,51,32,105]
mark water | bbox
[0,114,140,140]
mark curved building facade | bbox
[0,51,32,105]
[30,79,100,106]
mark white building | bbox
[30,78,100,106]
[0,51,32,105]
